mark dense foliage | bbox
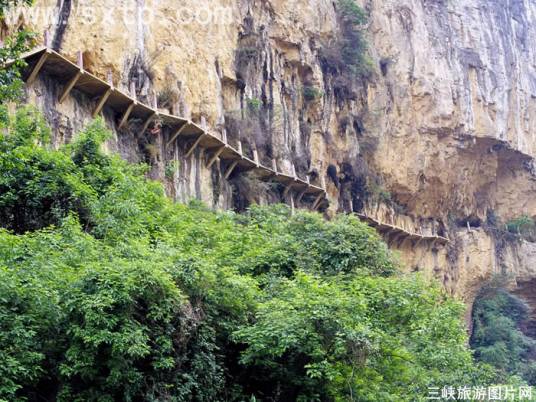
[0,108,507,401]
[471,287,536,385]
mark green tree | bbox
[0,0,35,102]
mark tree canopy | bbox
[0,112,504,401]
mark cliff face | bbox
[367,0,536,219]
[7,0,536,309]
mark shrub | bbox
[506,215,536,237]
[319,0,373,101]
[302,85,323,102]
[165,160,180,179]
[0,107,96,233]
[246,97,262,113]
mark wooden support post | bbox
[59,70,82,104]
[296,188,307,204]
[166,122,189,148]
[253,149,260,166]
[224,160,239,179]
[312,193,324,211]
[153,93,158,110]
[200,116,207,129]
[384,230,396,244]
[306,176,310,184]
[349,198,354,213]
[290,193,295,215]
[107,70,114,86]
[206,146,225,169]
[222,129,228,144]
[272,158,277,172]
[130,82,137,100]
[140,112,157,135]
[237,141,243,155]
[185,134,204,158]
[292,164,297,179]
[119,101,136,129]
[392,232,406,246]
[467,221,471,232]
[77,51,84,69]
[283,183,293,198]
[27,49,51,85]
[92,87,112,117]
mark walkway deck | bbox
[17,46,328,210]
[356,213,450,246]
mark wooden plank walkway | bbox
[16,46,328,210]
[356,213,450,246]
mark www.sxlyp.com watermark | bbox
[4,3,234,28]
[428,386,533,400]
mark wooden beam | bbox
[206,146,225,169]
[92,87,112,117]
[129,82,137,100]
[185,134,204,158]
[58,70,82,104]
[253,149,260,166]
[283,183,294,198]
[140,112,157,135]
[381,227,394,236]
[296,188,307,204]
[76,51,84,69]
[312,193,324,211]
[27,49,50,85]
[166,122,189,148]
[224,160,239,179]
[119,101,136,129]
[390,232,405,246]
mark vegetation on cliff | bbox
[0,110,510,401]
[471,286,536,386]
